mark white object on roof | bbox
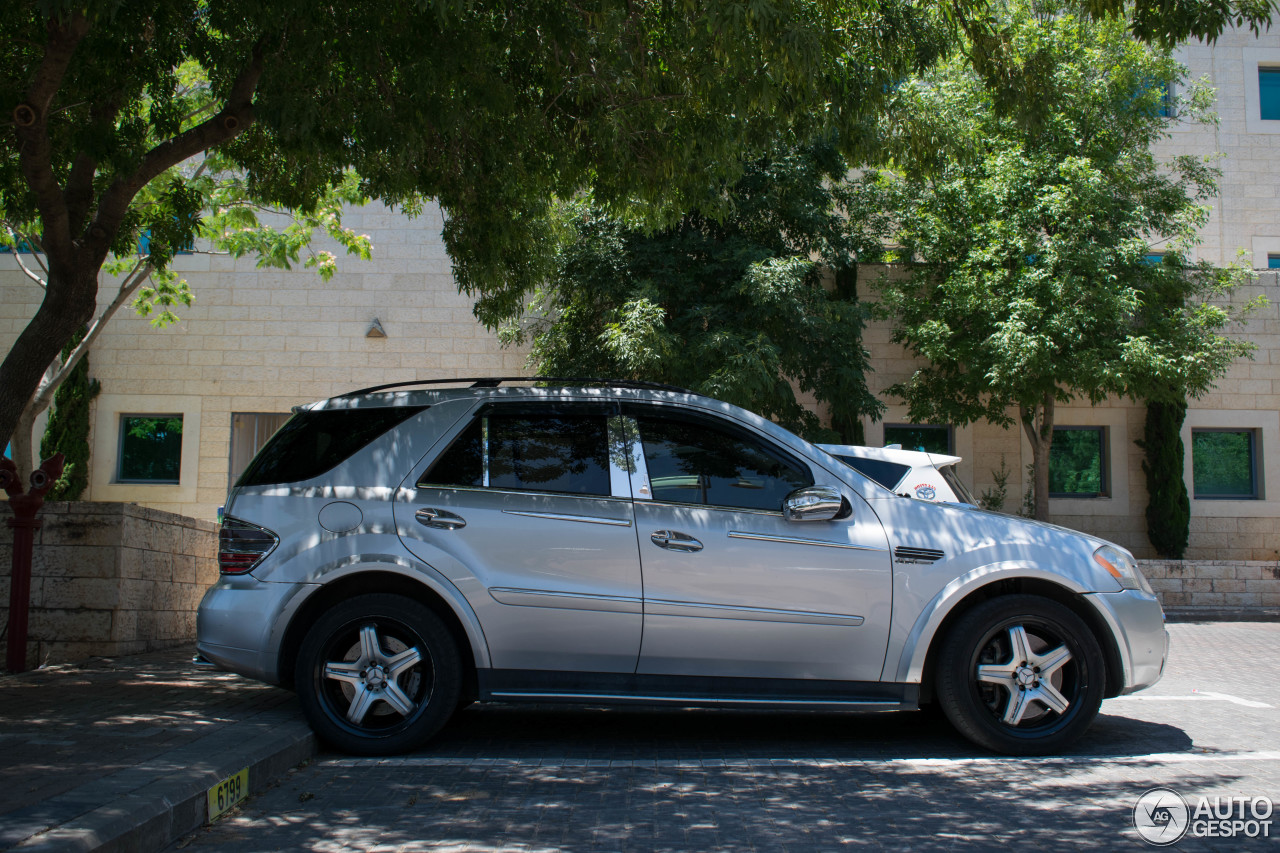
[817,443,976,506]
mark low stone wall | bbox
[0,501,217,669]
[1139,559,1280,609]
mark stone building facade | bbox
[2,27,1279,564]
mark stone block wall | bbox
[0,501,217,669]
[1141,560,1280,610]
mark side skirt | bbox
[477,669,919,712]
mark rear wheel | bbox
[295,594,461,755]
[936,594,1105,755]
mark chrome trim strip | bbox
[415,485,631,504]
[489,587,643,614]
[488,691,900,709]
[727,530,889,552]
[501,509,632,527]
[645,598,864,626]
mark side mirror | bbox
[783,486,847,522]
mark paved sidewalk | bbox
[0,648,315,853]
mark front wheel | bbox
[936,594,1106,755]
[295,594,461,755]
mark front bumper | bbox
[1084,588,1168,695]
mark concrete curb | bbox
[7,709,316,853]
[1163,606,1280,623]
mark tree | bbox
[3,1,1272,458]
[498,139,883,441]
[0,0,957,455]
[850,0,1260,520]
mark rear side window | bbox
[836,456,910,491]
[421,412,611,497]
[235,406,427,487]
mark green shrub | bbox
[40,331,101,500]
[1139,400,1190,558]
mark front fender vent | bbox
[894,546,945,564]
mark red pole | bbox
[2,454,64,673]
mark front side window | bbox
[884,424,952,455]
[1268,253,1280,270]
[421,410,612,497]
[118,415,183,484]
[1192,429,1260,499]
[632,411,812,511]
[1049,427,1107,498]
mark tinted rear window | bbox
[235,406,427,487]
[837,456,910,491]
[420,412,611,497]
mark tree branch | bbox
[86,44,265,261]
[64,97,124,233]
[10,251,47,288]
[13,10,91,262]
[32,258,156,414]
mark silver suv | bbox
[197,379,1167,756]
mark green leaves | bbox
[501,141,883,441]
[856,1,1259,431]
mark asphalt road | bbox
[170,622,1280,852]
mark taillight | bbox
[219,517,278,575]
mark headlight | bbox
[1093,545,1153,594]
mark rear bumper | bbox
[196,575,313,684]
[1085,589,1168,695]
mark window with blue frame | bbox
[117,415,184,484]
[137,228,194,256]
[1155,81,1173,118]
[1260,67,1280,120]
[1143,253,1165,265]
[1268,254,1280,270]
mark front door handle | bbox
[651,530,703,552]
[415,507,467,530]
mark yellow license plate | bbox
[207,767,249,822]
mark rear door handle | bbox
[650,530,703,552]
[415,507,467,530]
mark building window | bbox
[117,415,183,484]
[1261,67,1280,120]
[884,424,952,455]
[1268,253,1280,270]
[1192,429,1260,499]
[229,412,293,489]
[1049,427,1107,497]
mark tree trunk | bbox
[1020,392,1056,521]
[0,266,98,453]
[10,399,38,483]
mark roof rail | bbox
[329,376,696,399]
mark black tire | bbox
[295,594,461,755]
[936,594,1106,755]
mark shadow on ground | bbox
[405,702,1193,762]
